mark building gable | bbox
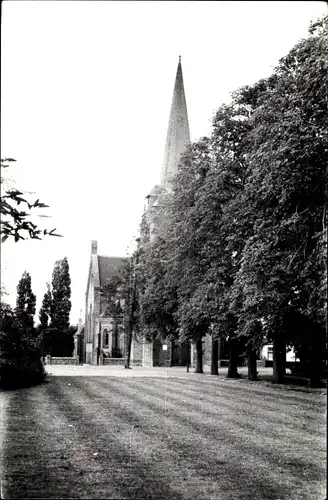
[98,256,124,288]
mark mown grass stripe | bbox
[81,377,312,499]
[46,378,186,500]
[128,377,326,438]
[167,376,326,408]
[72,377,291,500]
[1,386,80,499]
[3,377,326,500]
[101,377,326,475]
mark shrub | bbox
[0,304,46,389]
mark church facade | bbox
[82,240,143,365]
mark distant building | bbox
[83,240,143,365]
[260,345,299,363]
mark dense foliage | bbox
[135,16,327,385]
[15,271,37,334]
[0,290,45,389]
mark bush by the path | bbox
[0,303,46,389]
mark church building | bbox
[142,55,190,240]
[80,57,214,368]
[140,56,213,368]
[82,240,143,365]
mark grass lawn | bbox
[0,374,326,499]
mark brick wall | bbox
[142,341,153,366]
[131,337,143,365]
[92,350,98,365]
[46,356,79,365]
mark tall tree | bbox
[48,257,73,356]
[39,283,52,331]
[139,237,178,343]
[15,271,36,334]
[136,15,327,386]
[166,138,215,374]
[38,283,52,358]
[50,258,71,331]
[167,96,252,375]
[231,16,328,384]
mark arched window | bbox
[103,329,109,348]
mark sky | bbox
[1,0,327,324]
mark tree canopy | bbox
[135,16,327,384]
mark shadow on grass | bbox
[0,374,49,391]
[232,372,327,393]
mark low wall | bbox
[102,357,125,366]
[131,359,143,366]
[45,356,79,365]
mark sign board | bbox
[162,344,167,351]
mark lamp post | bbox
[41,330,45,362]
[124,237,141,369]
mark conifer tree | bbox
[48,257,73,356]
[15,271,36,333]
[50,257,71,332]
[39,283,52,331]
[38,283,52,358]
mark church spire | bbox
[160,56,191,187]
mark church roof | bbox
[97,256,124,287]
[160,56,191,187]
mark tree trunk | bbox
[247,347,258,381]
[186,342,190,373]
[169,340,174,367]
[272,336,286,384]
[227,338,239,378]
[195,337,203,373]
[308,365,321,388]
[125,250,139,370]
[124,322,133,369]
[211,338,219,375]
[308,340,324,388]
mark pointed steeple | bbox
[160,56,191,187]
